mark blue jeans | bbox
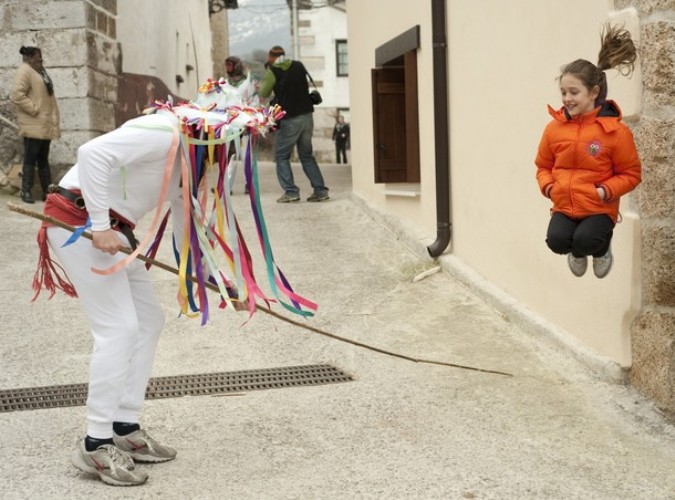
[274,113,328,196]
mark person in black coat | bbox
[332,115,350,164]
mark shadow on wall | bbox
[116,73,187,127]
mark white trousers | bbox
[47,227,165,439]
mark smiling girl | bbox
[535,25,641,279]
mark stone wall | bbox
[0,0,120,192]
[618,0,675,415]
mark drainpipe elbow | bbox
[427,223,451,258]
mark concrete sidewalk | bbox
[0,162,673,499]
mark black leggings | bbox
[546,212,615,258]
[22,138,52,194]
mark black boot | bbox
[21,164,35,204]
[37,165,52,202]
[20,190,35,203]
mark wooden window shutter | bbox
[372,51,420,183]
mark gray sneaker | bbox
[567,253,588,277]
[277,193,301,203]
[113,429,177,463]
[71,441,148,486]
[307,192,330,202]
[593,247,613,278]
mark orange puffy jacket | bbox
[535,100,641,223]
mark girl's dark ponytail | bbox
[597,25,637,74]
[560,25,637,108]
[595,25,637,107]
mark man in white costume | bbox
[35,92,279,486]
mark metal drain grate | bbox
[0,364,353,413]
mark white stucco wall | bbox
[298,5,350,162]
[117,0,213,97]
[298,5,349,109]
[348,0,642,367]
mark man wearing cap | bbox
[259,45,330,203]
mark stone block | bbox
[108,16,117,39]
[0,123,21,166]
[85,1,97,30]
[8,1,86,31]
[88,0,117,15]
[58,97,88,131]
[616,0,675,15]
[58,97,112,132]
[637,158,675,220]
[96,10,108,35]
[0,30,86,70]
[633,115,673,163]
[643,88,675,109]
[38,30,89,67]
[51,130,102,169]
[86,32,122,75]
[0,69,18,101]
[631,310,675,414]
[0,33,36,70]
[48,67,89,99]
[4,163,22,190]
[89,99,116,133]
[641,222,675,306]
[89,70,119,103]
[640,21,675,93]
[633,115,675,220]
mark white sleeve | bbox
[77,122,173,231]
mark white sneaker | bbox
[71,441,148,486]
[113,429,177,463]
[567,254,588,277]
[593,247,613,278]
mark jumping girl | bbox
[535,25,642,278]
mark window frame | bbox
[336,39,348,77]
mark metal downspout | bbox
[427,0,452,258]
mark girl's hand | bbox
[596,187,607,201]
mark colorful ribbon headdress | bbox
[76,81,317,324]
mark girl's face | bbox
[560,74,599,117]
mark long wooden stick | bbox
[6,201,513,377]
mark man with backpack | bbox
[259,46,330,203]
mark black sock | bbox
[113,421,140,436]
[84,436,114,452]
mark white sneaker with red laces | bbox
[113,429,177,463]
[71,441,148,486]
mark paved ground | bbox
[0,162,674,499]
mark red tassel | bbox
[32,226,77,301]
